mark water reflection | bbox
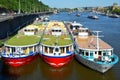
[39,58,73,80]
[1,56,39,80]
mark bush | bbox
[0,40,3,47]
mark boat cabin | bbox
[78,27,89,38]
[40,21,73,56]
[79,48,114,62]
[40,44,73,56]
[70,22,89,38]
[51,28,62,36]
[24,27,37,36]
[2,44,39,57]
[70,21,83,30]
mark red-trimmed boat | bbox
[1,22,45,67]
[39,21,74,67]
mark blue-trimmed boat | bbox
[1,22,46,67]
[39,21,74,67]
[68,21,119,73]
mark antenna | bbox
[93,31,103,50]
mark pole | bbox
[18,0,21,14]
[96,31,99,50]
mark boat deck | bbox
[75,35,112,50]
[5,23,46,46]
[41,35,72,46]
[41,21,73,46]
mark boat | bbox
[88,15,99,19]
[68,21,119,73]
[39,21,74,68]
[76,13,80,17]
[108,14,119,18]
[1,21,46,67]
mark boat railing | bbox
[80,53,118,64]
[42,52,73,56]
[94,54,119,64]
[2,51,36,57]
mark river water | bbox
[0,12,120,80]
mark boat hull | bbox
[2,54,38,67]
[75,54,114,73]
[40,54,74,68]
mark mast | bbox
[93,31,103,51]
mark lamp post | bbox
[18,0,21,14]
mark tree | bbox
[113,3,118,6]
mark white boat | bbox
[88,15,99,19]
[109,14,119,18]
[39,21,74,68]
[1,20,46,67]
[68,21,119,73]
[76,13,80,17]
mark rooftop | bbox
[5,34,40,46]
[41,35,72,46]
[40,21,73,46]
[76,35,112,50]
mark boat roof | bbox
[41,35,72,46]
[75,35,112,50]
[71,21,83,27]
[5,23,46,46]
[40,21,73,46]
[5,34,40,46]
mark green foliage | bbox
[41,35,72,46]
[6,34,40,46]
[0,0,49,13]
[0,40,3,47]
[112,8,120,14]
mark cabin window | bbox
[45,47,48,53]
[90,51,93,56]
[28,30,30,32]
[12,47,15,52]
[55,30,58,32]
[55,48,59,52]
[86,30,88,32]
[31,29,34,32]
[85,51,89,56]
[70,26,73,30]
[24,29,27,31]
[79,49,82,53]
[98,51,102,56]
[103,53,106,56]
[49,47,53,53]
[66,47,69,52]
[59,30,61,32]
[34,46,37,52]
[23,47,27,54]
[29,47,33,52]
[82,51,84,55]
[7,47,10,52]
[60,47,64,53]
[95,51,97,54]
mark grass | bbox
[5,34,40,46]
[34,23,42,26]
[41,35,72,46]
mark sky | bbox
[40,0,120,8]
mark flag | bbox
[90,38,94,45]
